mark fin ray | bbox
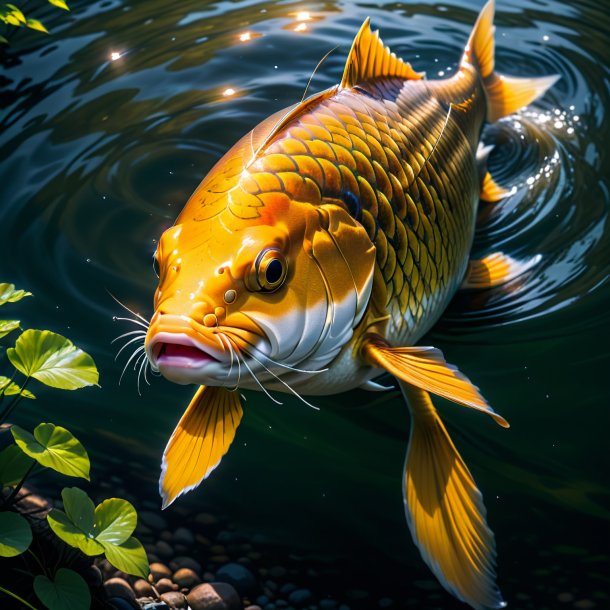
[462,252,541,289]
[401,384,506,609]
[340,17,424,89]
[362,335,509,427]
[160,386,243,508]
[480,171,511,202]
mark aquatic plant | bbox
[0,282,149,610]
[0,0,69,43]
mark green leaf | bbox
[34,568,91,610]
[48,0,70,10]
[0,284,32,305]
[94,498,136,545]
[5,4,25,24]
[26,18,48,33]
[0,376,35,399]
[62,487,95,535]
[0,511,32,556]
[47,508,104,556]
[0,35,8,44]
[0,445,34,486]
[4,15,21,26]
[0,320,20,338]
[12,423,90,480]
[7,329,98,390]
[102,536,149,579]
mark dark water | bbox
[1,0,609,608]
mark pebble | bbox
[195,512,219,526]
[156,578,177,593]
[268,566,288,579]
[155,540,174,558]
[173,567,201,588]
[170,556,203,573]
[558,593,575,602]
[140,511,168,530]
[245,606,263,610]
[574,601,596,609]
[173,526,194,545]
[186,582,241,610]
[211,545,226,554]
[279,583,296,595]
[142,603,170,610]
[150,563,173,581]
[106,597,140,610]
[104,578,136,601]
[288,588,313,607]
[215,563,257,595]
[133,578,155,597]
[210,554,231,564]
[159,591,187,608]
[320,601,338,610]
[161,530,173,542]
[378,598,394,608]
[82,564,102,588]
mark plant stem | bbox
[0,377,30,424]
[4,461,35,506]
[0,370,18,407]
[27,549,47,577]
[0,585,39,610]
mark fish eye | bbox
[251,248,287,292]
[152,254,160,278]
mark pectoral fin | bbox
[401,383,506,610]
[362,334,509,427]
[160,386,243,508]
[462,252,541,289]
[480,171,511,202]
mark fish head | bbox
[145,187,376,389]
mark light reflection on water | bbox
[0,0,609,607]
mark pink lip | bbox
[154,340,219,370]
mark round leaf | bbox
[0,444,34,486]
[62,487,95,535]
[0,376,35,399]
[94,498,137,545]
[0,319,20,338]
[0,284,32,306]
[34,568,91,610]
[47,508,104,556]
[102,536,149,579]
[12,423,90,480]
[7,329,98,390]
[26,18,48,33]
[48,0,70,11]
[0,511,32,556]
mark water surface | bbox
[1,1,609,608]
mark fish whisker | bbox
[111,329,147,344]
[113,316,150,331]
[114,334,146,362]
[119,345,145,386]
[107,290,150,325]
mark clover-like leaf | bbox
[0,319,20,338]
[26,18,48,33]
[0,284,32,306]
[7,329,98,390]
[62,487,95,535]
[0,511,32,556]
[34,568,91,610]
[0,376,35,399]
[12,423,90,480]
[102,536,149,579]
[0,444,34,486]
[47,508,104,556]
[48,0,70,10]
[94,498,137,545]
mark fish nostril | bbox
[203,313,218,327]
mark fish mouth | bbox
[153,336,220,370]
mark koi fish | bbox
[144,2,558,607]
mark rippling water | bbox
[1,1,609,608]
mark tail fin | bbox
[400,383,506,610]
[464,0,560,122]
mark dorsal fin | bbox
[340,18,424,89]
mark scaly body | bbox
[143,3,558,608]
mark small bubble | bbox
[567,127,574,135]
[86,258,91,263]
[543,34,549,41]
[573,115,580,121]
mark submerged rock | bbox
[186,582,241,610]
[150,562,172,581]
[133,578,155,597]
[159,591,187,608]
[173,567,201,588]
[104,577,136,601]
[139,511,168,531]
[170,556,203,573]
[288,588,313,607]
[215,563,257,595]
[155,577,177,593]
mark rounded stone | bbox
[139,511,168,531]
[170,556,202,573]
[268,566,287,580]
[215,562,257,595]
[156,578,177,593]
[288,588,313,607]
[173,567,201,588]
[154,540,174,559]
[106,597,140,610]
[150,562,173,581]
[186,582,241,610]
[104,578,136,601]
[320,601,338,610]
[245,606,262,610]
[133,578,155,597]
[173,527,195,546]
[160,591,187,608]
[82,564,103,588]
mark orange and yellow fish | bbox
[144,2,558,608]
